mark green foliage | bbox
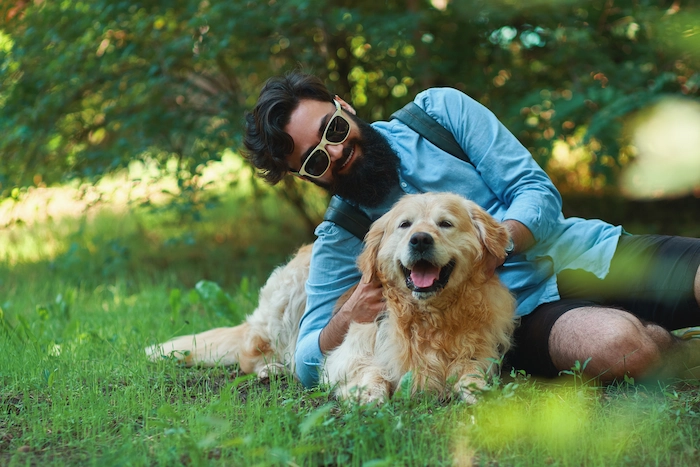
[191,279,255,322]
[1,0,698,203]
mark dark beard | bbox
[325,115,400,207]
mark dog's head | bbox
[358,193,510,300]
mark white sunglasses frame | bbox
[292,100,350,179]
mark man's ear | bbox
[334,95,357,116]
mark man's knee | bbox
[549,307,674,381]
[604,320,669,379]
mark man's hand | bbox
[484,219,536,279]
[484,251,505,279]
[319,276,384,354]
[339,276,385,323]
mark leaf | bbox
[36,305,50,321]
[187,288,200,305]
[363,459,394,467]
[42,368,58,388]
[169,288,182,321]
[15,315,38,345]
[156,403,179,420]
[397,370,414,400]
[194,280,235,317]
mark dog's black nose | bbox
[409,232,434,253]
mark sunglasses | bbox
[292,100,351,179]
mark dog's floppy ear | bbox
[465,201,510,260]
[357,216,386,283]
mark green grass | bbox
[2,188,700,466]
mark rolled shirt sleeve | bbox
[294,221,364,387]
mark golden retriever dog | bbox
[147,192,516,404]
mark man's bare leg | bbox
[548,263,700,382]
[548,306,679,382]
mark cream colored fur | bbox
[146,193,516,403]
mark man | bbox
[243,71,700,388]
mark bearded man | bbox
[243,71,700,388]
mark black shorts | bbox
[506,234,700,377]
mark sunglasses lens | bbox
[325,116,350,143]
[304,150,330,176]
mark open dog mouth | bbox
[401,259,456,295]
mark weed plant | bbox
[2,190,700,466]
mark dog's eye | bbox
[438,220,453,228]
[399,220,412,229]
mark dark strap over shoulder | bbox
[323,195,373,240]
[322,101,472,240]
[390,102,471,165]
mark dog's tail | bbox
[145,323,254,368]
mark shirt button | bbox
[401,182,407,188]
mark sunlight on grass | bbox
[0,150,254,231]
[472,388,594,453]
[0,151,319,289]
[454,382,693,465]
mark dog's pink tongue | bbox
[410,263,440,288]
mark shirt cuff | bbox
[294,329,324,388]
[504,200,557,243]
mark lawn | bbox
[2,181,700,466]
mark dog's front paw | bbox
[356,384,390,405]
[455,375,486,405]
[457,387,479,405]
[257,362,287,382]
[336,380,390,405]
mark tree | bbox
[1,0,697,215]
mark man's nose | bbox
[325,142,345,162]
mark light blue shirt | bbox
[294,88,623,387]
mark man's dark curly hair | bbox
[243,72,334,184]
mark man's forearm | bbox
[503,219,535,255]
[319,308,353,354]
[318,277,386,354]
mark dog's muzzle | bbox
[401,232,456,296]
